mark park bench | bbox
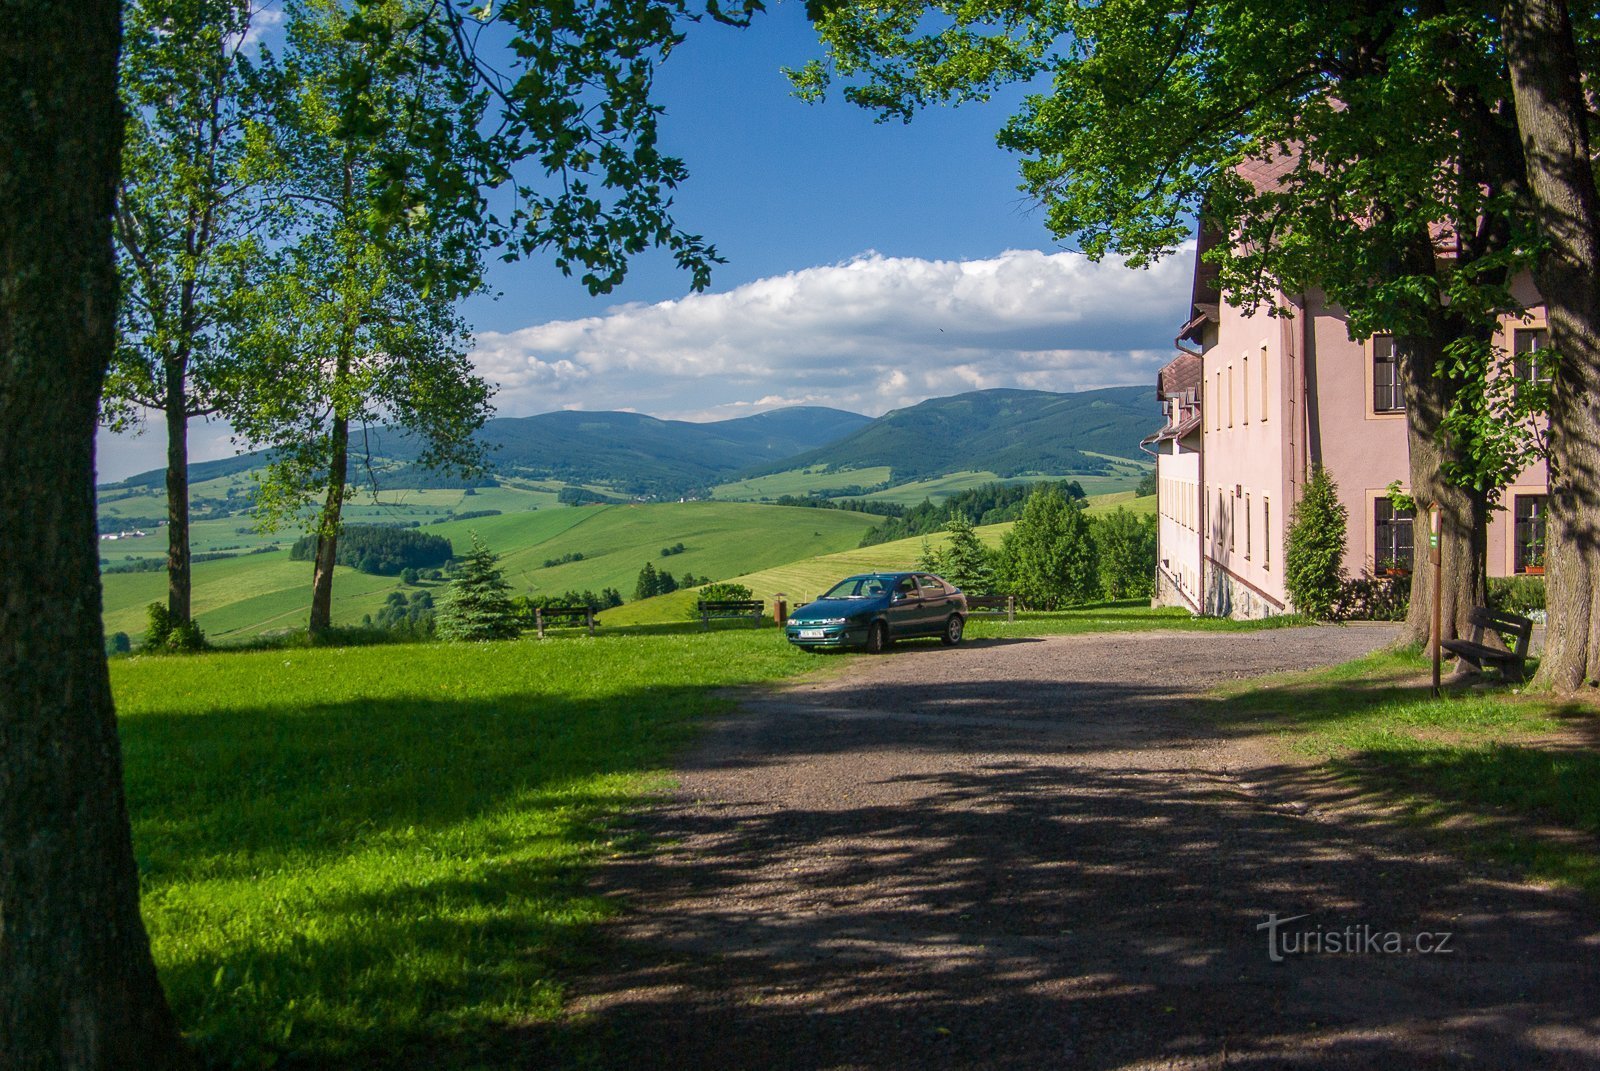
[533,605,596,639]
[1441,606,1534,682]
[698,598,764,630]
[964,594,1016,623]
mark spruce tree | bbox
[1284,466,1350,619]
[937,514,997,594]
[438,534,519,641]
[634,562,660,601]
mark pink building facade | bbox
[1149,264,1551,619]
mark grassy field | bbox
[709,465,894,501]
[1084,491,1157,517]
[1210,649,1600,897]
[114,631,830,1069]
[102,501,883,641]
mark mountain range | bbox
[101,385,1156,497]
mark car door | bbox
[916,574,950,633]
[887,574,922,634]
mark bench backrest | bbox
[538,605,593,616]
[1468,606,1534,657]
[698,600,763,612]
[966,595,1011,609]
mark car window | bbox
[896,576,918,596]
[918,574,943,592]
[822,576,891,599]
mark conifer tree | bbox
[438,534,519,641]
[1284,466,1349,620]
[937,514,996,594]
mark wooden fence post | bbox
[535,608,545,640]
[1006,595,1015,624]
[586,607,595,636]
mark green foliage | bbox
[401,567,420,585]
[933,514,998,594]
[861,477,1085,546]
[1284,466,1349,620]
[107,631,133,657]
[365,590,436,637]
[1135,470,1157,498]
[685,581,756,619]
[1334,571,1411,622]
[1091,508,1157,601]
[1489,576,1546,617]
[633,561,679,600]
[558,486,625,506]
[996,486,1097,610]
[144,601,173,649]
[660,542,687,557]
[437,535,519,641]
[145,602,209,652]
[288,524,452,575]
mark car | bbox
[784,571,969,653]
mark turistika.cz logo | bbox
[1257,912,1455,962]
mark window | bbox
[1513,328,1552,400]
[1374,499,1415,575]
[1263,497,1271,569]
[1243,354,1250,424]
[1229,492,1236,552]
[1373,336,1405,413]
[1244,493,1252,559]
[1203,379,1211,432]
[1215,371,1222,430]
[1514,495,1548,574]
[1260,345,1269,421]
[1228,365,1235,427]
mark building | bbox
[1147,242,1550,619]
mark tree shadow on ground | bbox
[507,633,1600,1070]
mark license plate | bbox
[798,629,826,639]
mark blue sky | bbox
[98,1,1192,482]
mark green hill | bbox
[101,501,883,641]
[102,406,873,499]
[737,386,1154,485]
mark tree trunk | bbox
[0,3,192,1067]
[1503,0,1600,690]
[1397,333,1489,648]
[308,411,349,635]
[163,356,191,625]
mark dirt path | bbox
[541,626,1600,1070]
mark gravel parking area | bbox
[536,625,1600,1070]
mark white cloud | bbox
[474,246,1193,421]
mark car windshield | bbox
[821,575,893,600]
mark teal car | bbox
[784,572,969,653]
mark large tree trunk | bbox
[1503,0,1600,690]
[163,356,192,625]
[1397,333,1489,648]
[0,2,192,1067]
[308,411,349,635]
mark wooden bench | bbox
[1441,606,1534,682]
[533,605,596,639]
[698,599,764,630]
[965,594,1016,623]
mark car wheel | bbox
[865,621,889,654]
[941,614,965,646]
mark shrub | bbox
[1091,508,1157,600]
[1284,466,1348,619]
[686,582,754,619]
[995,486,1097,609]
[1334,571,1410,621]
[1489,575,1546,616]
[106,631,132,657]
[438,535,520,641]
[144,602,173,649]
[401,567,420,585]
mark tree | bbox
[996,486,1097,609]
[5,0,747,1056]
[438,534,519,640]
[1,2,192,1064]
[1284,466,1349,620]
[1093,509,1158,601]
[635,561,662,600]
[935,514,997,594]
[234,0,494,634]
[105,0,264,632]
[1501,0,1600,689]
[797,0,1535,646]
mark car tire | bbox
[941,614,965,647]
[865,621,889,654]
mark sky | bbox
[97,1,1194,482]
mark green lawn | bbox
[1210,649,1600,897]
[115,631,827,1069]
[709,465,894,500]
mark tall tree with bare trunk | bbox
[0,2,193,1067]
[1502,0,1600,689]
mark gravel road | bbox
[539,625,1600,1070]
